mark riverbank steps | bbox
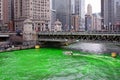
[0,45,34,53]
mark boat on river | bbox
[63,51,73,55]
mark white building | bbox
[54,19,62,32]
[14,0,51,31]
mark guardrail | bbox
[38,39,68,42]
[38,31,120,36]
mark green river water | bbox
[0,48,120,80]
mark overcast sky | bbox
[85,0,101,13]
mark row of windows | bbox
[25,7,49,11]
[0,1,2,12]
[25,1,49,4]
[25,2,49,5]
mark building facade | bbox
[0,0,3,31]
[115,0,120,31]
[0,0,13,31]
[51,0,56,31]
[92,13,102,31]
[8,0,14,31]
[74,0,85,31]
[3,0,9,25]
[87,4,92,16]
[101,0,104,29]
[85,15,92,31]
[101,0,120,31]
[0,0,3,23]
[101,0,114,27]
[53,0,71,31]
[54,19,62,32]
[14,0,51,31]
[71,14,80,31]
[85,4,92,31]
[51,10,56,31]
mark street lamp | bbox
[104,25,106,31]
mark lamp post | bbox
[104,25,106,31]
[111,24,114,33]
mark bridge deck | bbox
[38,32,120,36]
[38,39,68,42]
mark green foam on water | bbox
[0,48,120,80]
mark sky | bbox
[85,0,101,13]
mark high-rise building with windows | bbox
[14,0,51,31]
[87,4,92,16]
[101,0,115,26]
[0,0,11,31]
[115,0,120,31]
[8,0,14,31]
[85,4,92,31]
[53,0,71,31]
[0,0,3,23]
[71,14,80,31]
[101,0,104,27]
[0,0,3,31]
[3,0,9,24]
[101,0,120,31]
[74,0,85,31]
[50,0,56,31]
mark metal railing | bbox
[38,31,120,36]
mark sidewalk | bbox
[0,45,35,53]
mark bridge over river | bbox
[38,32,120,42]
[0,32,120,46]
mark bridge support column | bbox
[23,19,37,46]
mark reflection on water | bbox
[67,42,120,54]
[76,43,106,53]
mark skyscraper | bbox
[85,4,92,31]
[3,0,9,25]
[53,0,71,31]
[101,0,120,31]
[0,0,3,31]
[52,0,55,10]
[115,0,120,31]
[71,14,80,31]
[74,0,85,31]
[8,0,14,31]
[8,0,14,21]
[0,0,3,23]
[101,0,104,26]
[0,0,12,31]
[87,4,92,16]
[14,0,51,31]
[102,0,115,26]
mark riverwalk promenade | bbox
[0,45,35,53]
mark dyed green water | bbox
[0,48,120,80]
